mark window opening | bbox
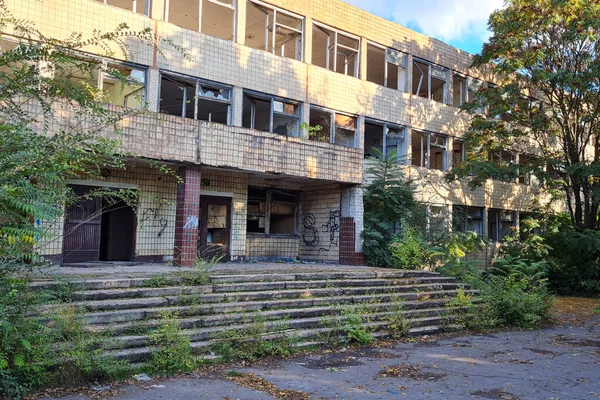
[453,205,484,235]
[452,140,465,167]
[366,43,407,91]
[247,187,298,235]
[308,106,357,147]
[242,92,300,136]
[159,73,231,123]
[246,1,303,61]
[166,0,235,41]
[412,59,447,103]
[96,0,150,15]
[488,209,515,242]
[411,131,447,170]
[312,23,359,77]
[364,120,405,160]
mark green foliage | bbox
[448,0,600,230]
[389,227,437,270]
[363,150,425,268]
[387,295,409,338]
[439,231,485,264]
[502,218,550,260]
[178,255,221,286]
[300,122,326,142]
[340,305,374,346]
[210,315,297,362]
[148,313,199,375]
[441,257,553,329]
[0,278,129,398]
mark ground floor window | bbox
[246,187,298,235]
[453,205,484,235]
[488,208,515,241]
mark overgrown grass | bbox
[147,313,200,375]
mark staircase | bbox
[32,268,475,363]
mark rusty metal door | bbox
[62,185,102,263]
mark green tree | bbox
[363,149,425,268]
[0,0,182,274]
[448,0,600,230]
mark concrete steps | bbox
[34,269,476,363]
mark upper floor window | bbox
[95,0,150,15]
[452,140,465,167]
[366,43,408,91]
[452,73,483,110]
[242,91,301,136]
[245,1,303,61]
[159,72,231,124]
[312,23,359,78]
[413,58,448,103]
[309,106,358,148]
[166,0,235,41]
[411,131,448,171]
[364,119,405,161]
[65,59,146,109]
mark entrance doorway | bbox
[198,196,231,261]
[62,185,136,264]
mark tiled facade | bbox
[8,0,549,265]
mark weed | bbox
[148,313,199,374]
[225,369,244,377]
[387,295,409,338]
[143,274,171,288]
[210,314,298,362]
[594,300,600,315]
[178,255,221,286]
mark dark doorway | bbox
[198,196,231,261]
[63,185,136,264]
[99,199,136,261]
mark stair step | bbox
[71,285,213,301]
[66,283,464,312]
[81,289,475,325]
[209,270,439,284]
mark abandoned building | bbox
[7,0,550,266]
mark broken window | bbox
[247,187,267,233]
[488,209,515,242]
[245,1,303,61]
[427,204,449,239]
[166,0,235,41]
[364,119,405,160]
[242,92,300,136]
[453,205,484,236]
[95,0,150,15]
[411,131,448,171]
[518,154,540,185]
[452,73,483,110]
[62,59,146,109]
[366,43,407,91]
[412,59,448,103]
[308,107,357,148]
[312,23,359,78]
[247,187,298,235]
[160,72,231,123]
[452,140,465,167]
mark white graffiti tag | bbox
[184,215,199,229]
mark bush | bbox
[389,227,436,270]
[149,314,198,374]
[441,257,553,329]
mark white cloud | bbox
[344,0,503,43]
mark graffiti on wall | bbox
[140,208,168,237]
[184,215,199,229]
[301,210,340,253]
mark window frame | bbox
[97,0,151,15]
[246,187,299,236]
[246,0,304,61]
[309,105,358,148]
[364,118,406,161]
[366,41,408,91]
[412,57,448,103]
[411,130,449,171]
[242,90,301,136]
[312,22,360,78]
[165,0,236,40]
[159,71,232,124]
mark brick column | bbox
[174,167,200,267]
[339,186,365,265]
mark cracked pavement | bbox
[44,316,600,400]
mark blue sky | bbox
[343,0,504,55]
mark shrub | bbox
[148,314,198,375]
[389,227,437,270]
